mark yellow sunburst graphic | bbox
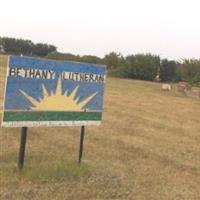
[20,77,97,111]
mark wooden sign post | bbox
[79,126,85,164]
[18,127,28,170]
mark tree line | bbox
[47,52,200,86]
[0,37,200,86]
[0,37,57,56]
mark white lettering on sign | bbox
[2,121,101,127]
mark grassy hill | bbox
[1,55,200,199]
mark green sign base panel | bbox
[3,111,102,127]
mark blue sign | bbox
[2,55,106,127]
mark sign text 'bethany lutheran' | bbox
[9,67,105,83]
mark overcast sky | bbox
[0,0,200,60]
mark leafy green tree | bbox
[80,55,103,64]
[46,52,81,61]
[33,43,57,57]
[0,37,3,45]
[180,59,200,86]
[124,54,160,81]
[104,52,125,69]
[160,59,181,82]
[1,37,56,56]
[0,37,4,52]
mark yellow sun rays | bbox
[20,77,97,111]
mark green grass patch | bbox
[21,159,91,183]
[0,154,91,183]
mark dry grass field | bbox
[1,54,200,200]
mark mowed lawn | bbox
[1,54,200,200]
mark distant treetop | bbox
[0,37,57,57]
